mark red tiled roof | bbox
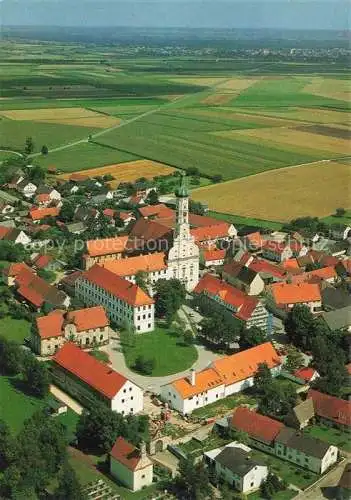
[30,207,60,221]
[80,265,154,307]
[15,271,67,308]
[249,258,286,280]
[0,226,12,240]
[294,367,317,383]
[128,218,172,249]
[53,342,127,399]
[231,407,285,444]
[262,240,289,254]
[36,193,50,203]
[110,437,142,471]
[102,252,167,277]
[139,203,174,219]
[66,306,109,332]
[36,311,64,339]
[86,236,128,257]
[282,258,300,270]
[308,389,351,427]
[103,208,116,218]
[3,262,33,278]
[203,248,226,263]
[69,173,88,182]
[194,273,258,321]
[172,368,224,399]
[191,223,230,243]
[34,254,52,269]
[291,266,337,285]
[308,251,340,268]
[245,232,263,249]
[270,282,321,306]
[18,284,44,307]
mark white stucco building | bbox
[52,342,144,415]
[110,438,153,491]
[75,264,155,333]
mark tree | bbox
[135,270,149,293]
[335,207,346,217]
[175,457,210,500]
[27,165,45,184]
[24,137,34,155]
[313,358,348,398]
[285,304,314,349]
[186,167,200,177]
[22,353,50,398]
[253,363,272,395]
[240,326,267,349]
[41,145,48,155]
[259,379,297,418]
[59,201,75,223]
[189,200,205,215]
[0,420,16,468]
[260,473,287,499]
[284,345,304,372]
[146,189,159,205]
[183,330,194,346]
[212,174,223,183]
[37,268,56,283]
[154,279,186,325]
[134,355,155,375]
[54,461,84,500]
[0,336,23,375]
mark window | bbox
[142,474,145,479]
[131,396,133,400]
[123,388,126,393]
[250,482,254,487]
[122,399,125,403]
[129,387,132,391]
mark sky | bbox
[1,1,350,30]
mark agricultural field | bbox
[58,159,175,186]
[191,161,351,222]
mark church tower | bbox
[167,173,199,291]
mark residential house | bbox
[275,427,338,474]
[194,273,270,331]
[231,407,338,474]
[52,342,143,414]
[293,367,320,385]
[191,222,237,248]
[59,271,83,296]
[285,399,315,430]
[307,390,351,431]
[30,206,60,223]
[330,224,351,241]
[3,262,34,286]
[127,218,173,253]
[101,252,168,289]
[12,267,70,310]
[32,306,110,356]
[201,248,226,267]
[110,438,153,491]
[138,203,174,220]
[116,211,135,227]
[83,236,129,269]
[262,241,293,263]
[161,342,281,414]
[16,179,37,198]
[204,442,268,494]
[269,282,322,313]
[0,201,15,214]
[244,231,263,251]
[290,266,338,285]
[36,184,61,202]
[248,258,287,284]
[321,306,351,332]
[0,226,31,246]
[321,286,351,312]
[76,264,155,333]
[222,261,264,295]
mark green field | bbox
[0,375,46,433]
[0,316,31,344]
[122,326,198,376]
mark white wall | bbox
[242,465,268,493]
[112,380,144,415]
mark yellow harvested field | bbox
[177,108,298,127]
[216,77,258,91]
[58,160,175,187]
[192,162,351,221]
[235,107,350,126]
[201,93,234,105]
[218,127,351,155]
[1,107,122,129]
[303,77,350,101]
[0,107,99,120]
[35,116,121,128]
[168,77,227,87]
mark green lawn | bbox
[248,489,296,500]
[0,316,31,343]
[37,141,139,172]
[208,210,284,231]
[0,375,46,433]
[250,448,319,489]
[122,326,198,376]
[304,424,351,453]
[57,409,80,442]
[192,393,257,419]
[89,349,110,364]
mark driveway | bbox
[50,384,83,415]
[101,338,220,394]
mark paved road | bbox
[101,337,220,393]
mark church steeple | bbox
[175,171,188,198]
[174,173,190,237]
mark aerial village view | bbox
[0,1,350,499]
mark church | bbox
[166,173,200,291]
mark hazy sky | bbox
[1,1,350,30]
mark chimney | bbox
[188,368,196,386]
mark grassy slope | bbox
[0,316,31,343]
[123,326,198,376]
